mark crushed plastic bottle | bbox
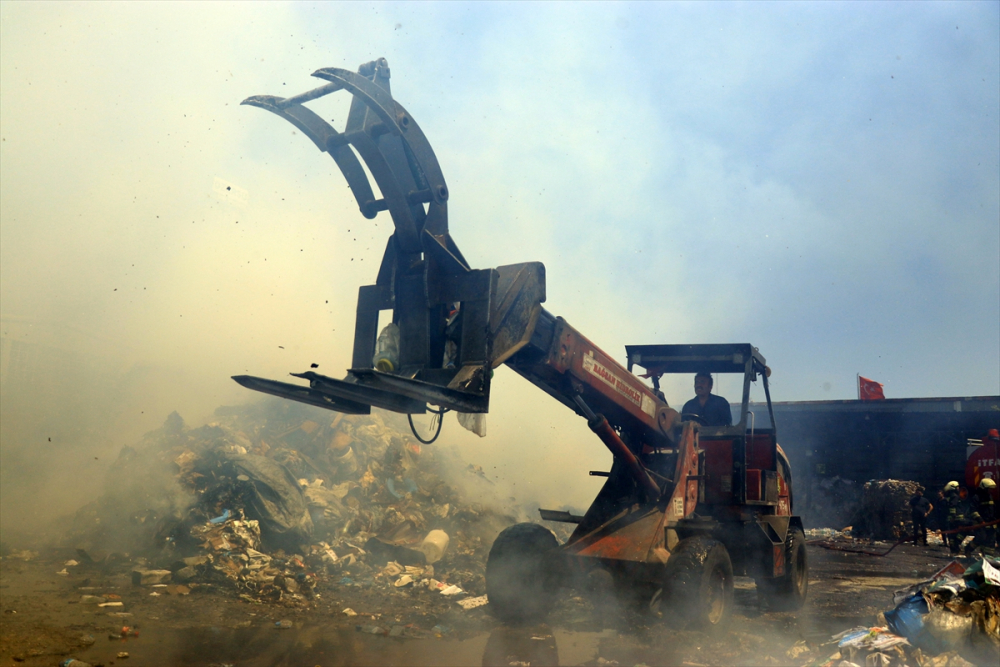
[420,530,450,564]
[372,323,400,373]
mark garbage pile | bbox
[63,399,523,608]
[818,557,1000,666]
[850,480,924,541]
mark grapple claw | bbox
[237,59,545,417]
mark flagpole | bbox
[856,373,860,400]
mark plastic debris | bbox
[457,594,489,610]
[419,529,450,564]
[209,509,232,524]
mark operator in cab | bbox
[681,372,733,427]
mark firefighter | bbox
[969,478,997,555]
[942,481,969,554]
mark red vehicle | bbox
[967,429,1000,501]
[235,59,807,628]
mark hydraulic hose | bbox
[408,406,448,444]
[573,395,660,501]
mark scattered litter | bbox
[98,602,123,608]
[50,402,513,619]
[785,640,810,659]
[132,569,172,586]
[456,594,489,610]
[209,509,232,524]
[275,620,293,629]
[829,554,1000,667]
[419,529,450,564]
[342,608,357,616]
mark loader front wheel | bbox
[757,527,808,611]
[656,536,734,630]
[486,523,560,624]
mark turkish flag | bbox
[859,376,885,401]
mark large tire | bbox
[657,536,734,630]
[757,527,808,611]
[486,523,560,624]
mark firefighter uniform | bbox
[943,483,969,555]
[969,479,997,555]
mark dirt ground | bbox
[2,539,990,667]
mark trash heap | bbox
[64,398,522,608]
[818,557,1000,666]
[849,480,924,541]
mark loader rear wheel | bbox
[757,527,808,612]
[655,536,734,630]
[486,523,560,624]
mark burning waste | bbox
[60,399,529,610]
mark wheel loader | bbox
[234,58,808,628]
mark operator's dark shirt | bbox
[910,495,932,517]
[681,393,733,427]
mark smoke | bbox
[2,2,997,549]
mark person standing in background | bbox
[909,489,933,546]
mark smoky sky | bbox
[1,2,998,525]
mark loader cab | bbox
[625,343,791,514]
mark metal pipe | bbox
[574,395,660,500]
[277,82,345,109]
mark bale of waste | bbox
[849,479,922,541]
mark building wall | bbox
[748,397,1000,528]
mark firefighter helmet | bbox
[980,478,997,490]
[944,481,960,491]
